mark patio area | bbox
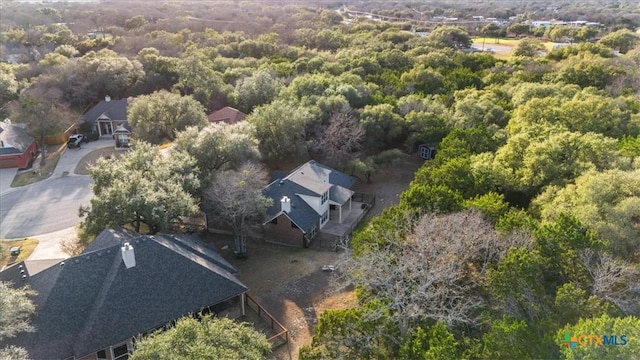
[321,200,370,237]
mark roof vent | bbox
[121,242,136,269]
[105,95,111,102]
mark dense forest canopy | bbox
[1,0,640,358]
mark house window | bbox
[321,191,328,204]
[321,210,329,224]
[113,344,130,360]
[309,224,317,239]
[97,350,107,360]
[116,134,129,147]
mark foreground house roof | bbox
[0,228,247,359]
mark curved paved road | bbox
[0,139,112,239]
[0,175,93,239]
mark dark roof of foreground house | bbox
[0,229,247,360]
[81,98,128,123]
[0,121,35,155]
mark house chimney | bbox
[281,196,291,213]
[121,242,136,269]
[105,95,111,102]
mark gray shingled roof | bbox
[262,161,357,232]
[0,231,247,360]
[81,98,129,126]
[287,171,332,196]
[330,185,354,205]
[262,179,319,233]
[82,226,138,253]
[291,160,356,189]
[0,122,35,155]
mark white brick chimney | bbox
[121,242,136,269]
[281,196,291,213]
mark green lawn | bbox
[11,143,66,187]
[0,238,39,269]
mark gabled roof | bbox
[0,122,35,155]
[207,106,247,124]
[81,99,128,124]
[0,230,247,360]
[262,178,319,232]
[330,184,354,204]
[290,160,356,189]
[262,161,357,231]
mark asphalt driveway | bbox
[0,139,113,240]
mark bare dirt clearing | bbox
[210,154,424,359]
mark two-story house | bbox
[262,161,357,247]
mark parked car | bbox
[67,134,85,149]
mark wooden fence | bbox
[43,124,76,145]
[245,293,289,348]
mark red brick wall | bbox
[0,155,19,168]
[264,214,306,247]
[0,142,38,169]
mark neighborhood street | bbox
[0,175,93,239]
[0,139,112,240]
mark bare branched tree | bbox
[333,210,531,342]
[203,161,273,256]
[580,249,640,315]
[12,86,75,166]
[312,110,364,168]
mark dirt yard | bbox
[211,154,424,359]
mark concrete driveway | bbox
[0,139,113,243]
[0,168,18,194]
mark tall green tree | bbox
[80,143,200,237]
[128,90,208,143]
[512,39,546,57]
[557,314,640,360]
[399,322,460,360]
[0,282,36,360]
[231,69,283,113]
[130,315,271,360]
[599,29,640,54]
[173,122,260,187]
[247,100,313,166]
[532,168,640,260]
[173,49,231,111]
[427,26,471,50]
